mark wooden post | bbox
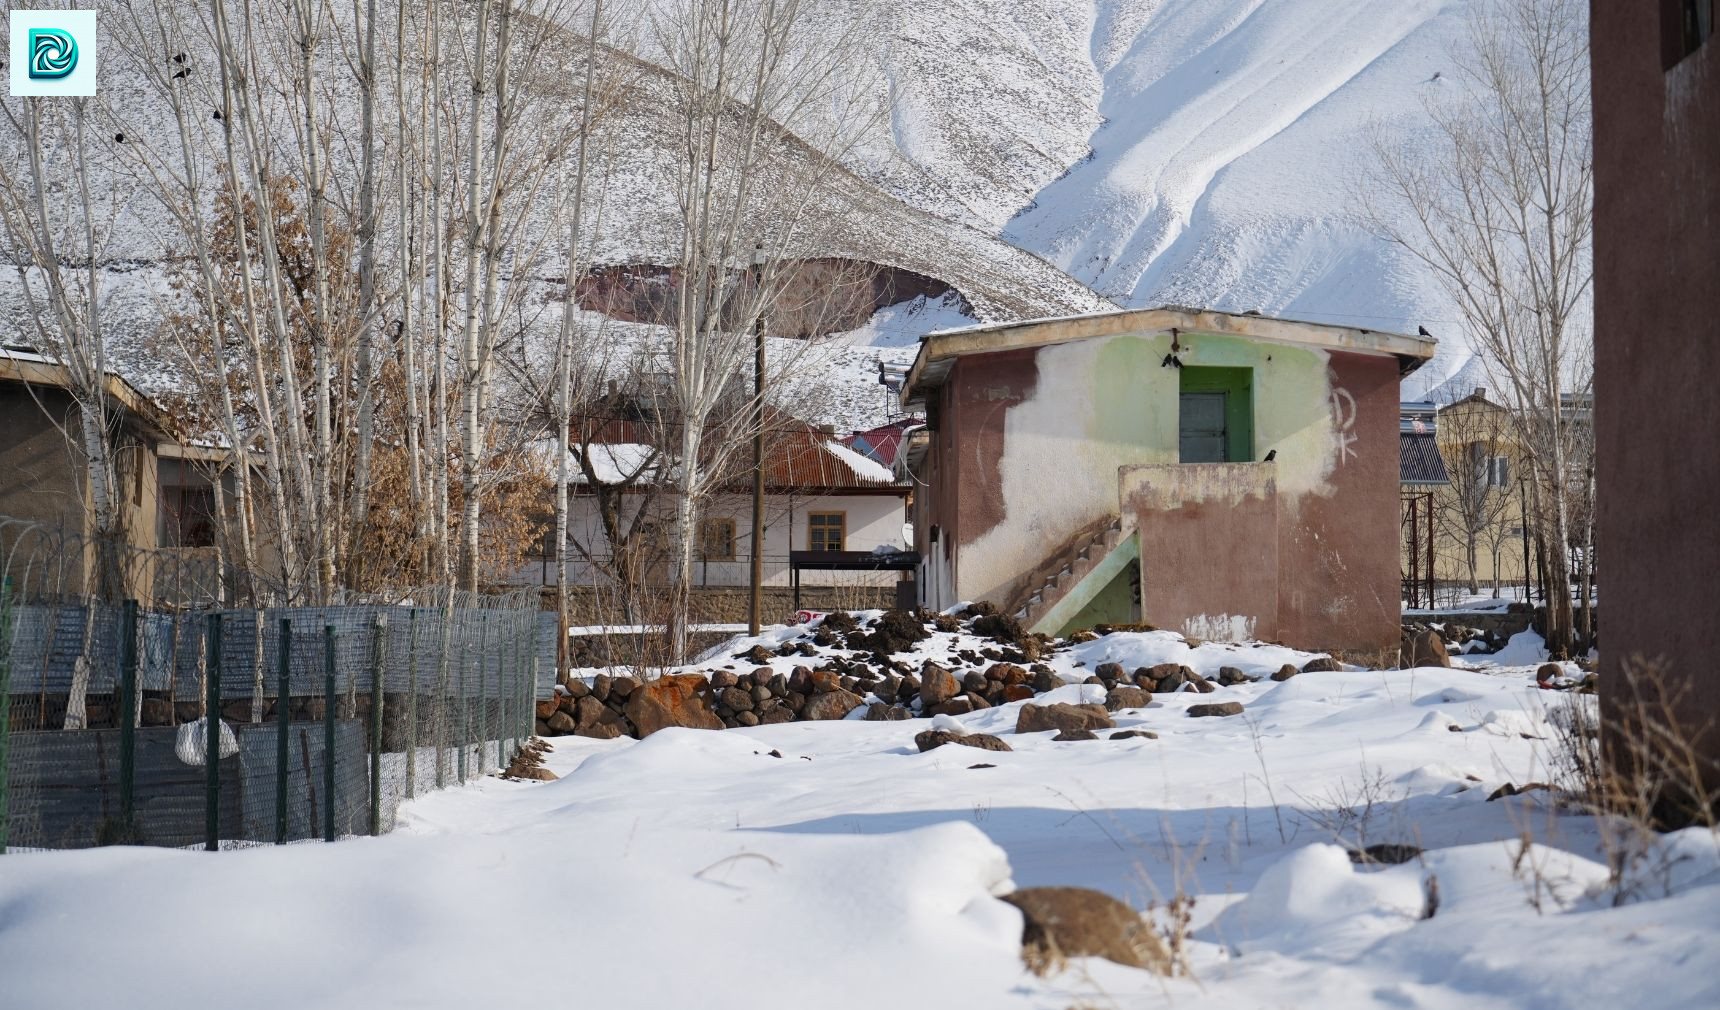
[323,625,336,842]
[204,614,222,852]
[368,615,387,836]
[276,618,291,845]
[117,600,139,835]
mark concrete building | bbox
[901,306,1435,652]
[1592,5,1718,781]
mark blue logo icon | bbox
[28,28,77,80]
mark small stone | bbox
[1401,630,1451,669]
[1094,661,1126,684]
[1052,728,1098,741]
[1109,729,1158,740]
[734,710,760,727]
[710,670,739,690]
[1535,663,1562,684]
[1270,664,1299,682]
[1301,656,1342,673]
[1217,666,1255,686]
[928,697,976,717]
[546,711,576,734]
[1187,701,1244,718]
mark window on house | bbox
[1178,366,1253,463]
[1467,443,1512,488]
[1665,0,1714,67]
[699,517,736,561]
[808,511,846,552]
[164,487,216,548]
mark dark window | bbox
[699,518,736,561]
[164,487,216,548]
[1665,0,1714,68]
[1178,392,1229,463]
[808,511,845,552]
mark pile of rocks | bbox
[1402,619,1506,657]
[534,608,1347,741]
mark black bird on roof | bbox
[173,53,186,64]
[172,68,188,79]
[1263,449,1277,462]
[212,109,223,121]
[1418,325,1432,337]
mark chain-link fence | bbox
[0,524,557,852]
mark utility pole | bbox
[748,243,766,636]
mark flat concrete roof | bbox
[902,305,1437,407]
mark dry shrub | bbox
[1550,655,1719,902]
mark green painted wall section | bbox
[1086,332,1335,502]
[1059,559,1140,636]
[1179,366,1254,462]
[1030,530,1139,637]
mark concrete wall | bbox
[916,330,1403,651]
[1592,9,1720,771]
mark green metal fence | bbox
[0,592,554,852]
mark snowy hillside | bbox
[838,0,1485,395]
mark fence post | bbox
[276,618,291,845]
[205,614,222,852]
[405,609,418,799]
[323,624,336,842]
[368,615,387,837]
[0,577,13,855]
[117,599,139,836]
[478,615,490,775]
[456,613,468,785]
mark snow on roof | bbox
[822,440,895,484]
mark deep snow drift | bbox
[2,615,1715,1009]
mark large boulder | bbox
[1104,686,1151,711]
[1016,702,1114,735]
[623,674,723,737]
[914,730,1013,753]
[1402,630,1451,669]
[1187,701,1244,718]
[919,662,962,707]
[1000,887,1170,975]
[802,688,865,721]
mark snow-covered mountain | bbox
[837,0,1480,397]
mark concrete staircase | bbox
[1009,515,1127,631]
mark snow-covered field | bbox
[3,618,1715,1009]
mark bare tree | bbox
[1363,0,1593,657]
[651,0,886,659]
[0,94,134,727]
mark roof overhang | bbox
[902,305,1437,408]
[0,351,181,442]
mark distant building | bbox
[518,422,911,591]
[0,346,250,603]
[1592,6,1718,776]
[901,306,1434,651]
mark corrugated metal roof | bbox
[1400,431,1451,486]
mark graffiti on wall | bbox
[1328,383,1359,466]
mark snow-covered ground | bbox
[3,618,1715,1009]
